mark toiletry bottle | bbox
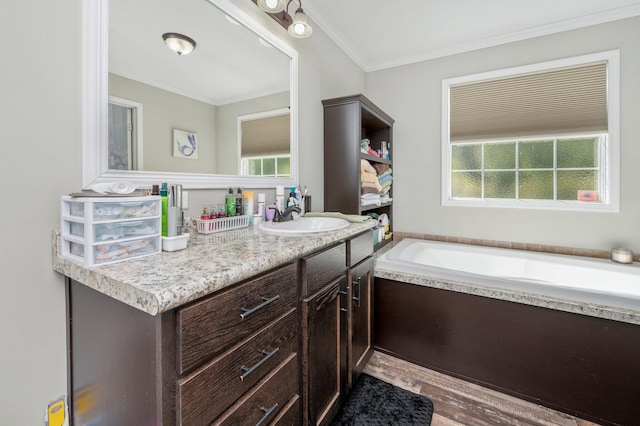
[275,186,284,212]
[167,185,176,237]
[235,188,244,216]
[244,191,254,224]
[160,183,168,237]
[256,193,265,223]
[287,191,298,208]
[225,188,235,217]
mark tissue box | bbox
[60,195,161,266]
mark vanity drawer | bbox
[212,353,299,426]
[177,262,297,374]
[177,310,298,425]
[270,394,300,425]
[347,230,374,267]
[301,242,346,296]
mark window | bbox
[108,96,143,170]
[241,155,291,178]
[452,134,604,201]
[442,51,620,211]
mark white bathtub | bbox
[376,238,640,311]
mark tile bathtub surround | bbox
[52,221,375,315]
[394,232,627,261]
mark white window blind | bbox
[449,62,608,142]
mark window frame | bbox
[441,50,620,212]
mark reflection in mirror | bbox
[82,0,298,189]
[238,108,291,177]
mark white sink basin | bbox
[259,217,350,234]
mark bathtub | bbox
[375,238,640,312]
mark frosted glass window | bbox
[449,136,603,202]
[241,155,291,177]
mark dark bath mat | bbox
[331,373,434,425]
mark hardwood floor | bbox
[363,351,601,426]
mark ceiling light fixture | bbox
[287,0,313,38]
[254,0,313,39]
[162,33,197,56]
[257,0,287,13]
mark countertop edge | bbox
[53,222,374,315]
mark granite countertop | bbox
[53,221,374,315]
[373,241,640,326]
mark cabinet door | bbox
[302,276,346,426]
[348,257,374,387]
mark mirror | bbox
[83,0,298,189]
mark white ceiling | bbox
[108,0,640,104]
[302,0,640,71]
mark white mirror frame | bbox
[82,0,299,189]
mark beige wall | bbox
[365,16,640,251]
[109,73,218,174]
[1,0,81,423]
[0,1,363,423]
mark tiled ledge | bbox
[393,232,639,262]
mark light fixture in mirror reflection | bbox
[82,0,298,189]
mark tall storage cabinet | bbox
[322,94,394,247]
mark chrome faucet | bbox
[270,206,301,222]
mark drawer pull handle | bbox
[255,403,278,426]
[240,295,280,320]
[240,347,280,381]
[338,290,348,295]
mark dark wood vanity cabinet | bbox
[67,262,300,426]
[66,231,373,426]
[300,243,347,426]
[300,232,374,426]
[345,257,374,388]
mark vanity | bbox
[53,221,374,425]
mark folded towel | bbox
[361,171,383,191]
[360,138,371,153]
[378,174,393,184]
[361,198,382,207]
[361,182,380,195]
[377,168,392,178]
[361,159,377,174]
[361,193,380,200]
[304,211,373,223]
[367,147,380,157]
[373,163,389,174]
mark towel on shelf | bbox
[379,180,392,194]
[361,182,380,194]
[361,159,377,174]
[361,192,380,199]
[378,174,393,184]
[373,163,390,175]
[361,198,382,207]
[361,171,383,191]
[360,138,371,153]
[377,168,392,179]
[367,147,380,157]
[304,211,373,223]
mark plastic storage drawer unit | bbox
[60,195,161,266]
